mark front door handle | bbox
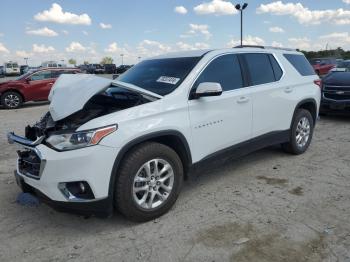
[237,96,249,104]
[284,87,293,93]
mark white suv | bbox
[8,47,321,221]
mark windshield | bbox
[118,57,200,96]
[16,69,36,80]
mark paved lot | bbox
[0,104,349,261]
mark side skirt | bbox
[192,130,290,169]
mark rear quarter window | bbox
[284,54,315,76]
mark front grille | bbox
[18,150,41,179]
[323,85,350,101]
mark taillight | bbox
[314,79,322,88]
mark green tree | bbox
[83,61,89,65]
[101,57,114,65]
[68,58,77,65]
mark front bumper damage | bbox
[8,132,118,217]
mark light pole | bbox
[24,57,28,65]
[120,54,124,65]
[235,3,248,46]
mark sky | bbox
[0,0,350,66]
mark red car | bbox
[310,58,336,76]
[0,68,80,109]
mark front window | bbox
[118,57,200,96]
[5,63,12,68]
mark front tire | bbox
[115,142,183,222]
[1,91,23,109]
[282,109,314,155]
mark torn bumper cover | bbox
[8,132,118,217]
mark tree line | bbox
[299,47,350,60]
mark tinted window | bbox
[119,57,200,96]
[284,54,315,76]
[30,71,52,81]
[244,53,275,85]
[195,54,243,92]
[269,55,283,80]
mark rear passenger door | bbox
[188,54,253,162]
[242,53,293,137]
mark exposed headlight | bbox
[46,125,117,151]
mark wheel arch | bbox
[108,130,192,198]
[292,98,318,127]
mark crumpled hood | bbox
[49,74,162,121]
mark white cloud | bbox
[174,6,188,14]
[176,42,210,50]
[0,43,9,53]
[343,0,350,4]
[257,1,350,25]
[288,37,311,50]
[227,35,265,47]
[269,26,284,33]
[65,42,86,52]
[194,0,238,15]
[100,23,112,29]
[16,50,33,58]
[33,44,55,53]
[34,3,91,25]
[188,24,212,39]
[137,40,172,57]
[26,27,58,37]
[271,41,283,47]
[319,32,350,48]
[105,42,120,53]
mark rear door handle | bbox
[284,87,293,93]
[237,96,249,104]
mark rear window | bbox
[284,54,315,76]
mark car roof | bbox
[151,47,301,60]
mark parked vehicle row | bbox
[8,47,321,221]
[78,64,133,74]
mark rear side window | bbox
[30,70,52,81]
[195,54,243,92]
[244,53,276,85]
[283,54,315,76]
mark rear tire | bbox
[1,91,23,109]
[115,142,183,222]
[282,109,314,155]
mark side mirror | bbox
[194,82,223,99]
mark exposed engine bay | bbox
[25,86,155,141]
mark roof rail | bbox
[234,45,265,49]
[234,45,296,52]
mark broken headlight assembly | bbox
[46,125,117,151]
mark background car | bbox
[87,64,105,74]
[104,64,117,74]
[310,58,336,76]
[4,62,20,76]
[116,64,133,74]
[0,67,80,109]
[330,60,350,72]
[321,71,350,114]
[20,65,29,75]
[0,66,4,78]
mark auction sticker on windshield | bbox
[156,76,180,85]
